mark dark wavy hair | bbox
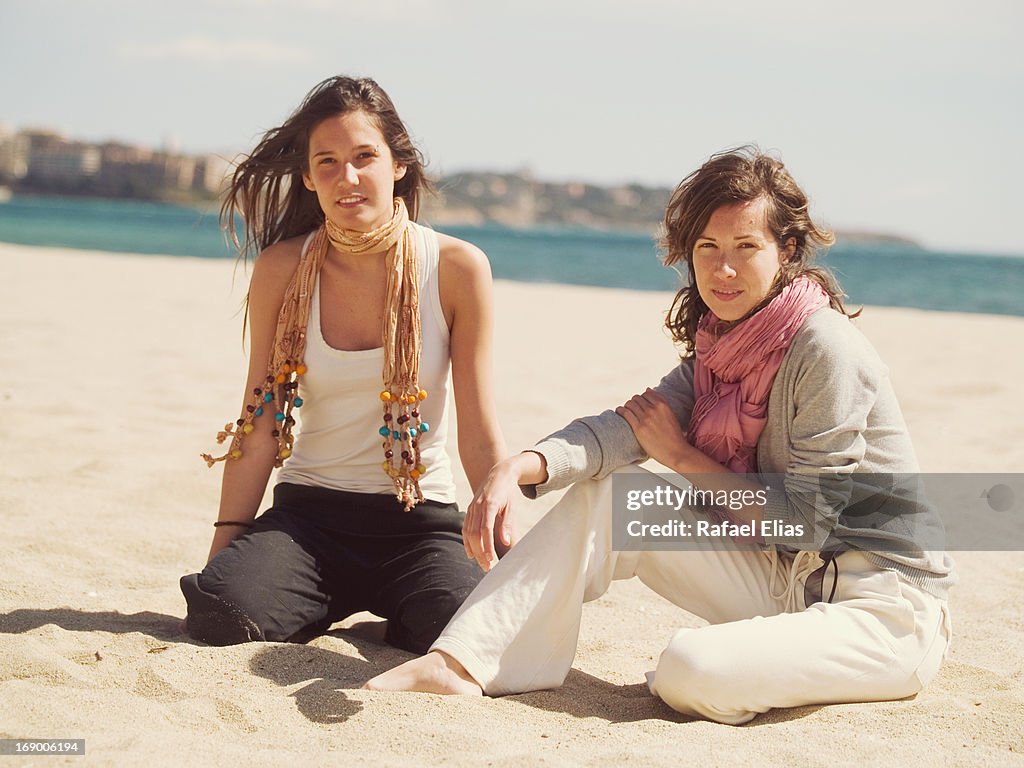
[662,146,857,356]
[221,75,430,262]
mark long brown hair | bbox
[662,146,857,356]
[221,75,430,262]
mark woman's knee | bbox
[180,572,266,645]
[651,629,760,725]
[181,531,327,645]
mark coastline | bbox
[4,198,1024,318]
[0,178,931,248]
[1,243,1022,765]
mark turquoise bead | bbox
[293,398,304,408]
[392,430,401,440]
[255,407,264,417]
[378,426,390,437]
[275,412,286,422]
[264,393,273,403]
[420,422,430,433]
[408,427,418,438]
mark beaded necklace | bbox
[202,198,429,510]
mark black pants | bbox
[180,483,483,653]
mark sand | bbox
[1,242,1022,766]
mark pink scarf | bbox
[688,277,830,473]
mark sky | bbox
[1,0,1021,255]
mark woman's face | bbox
[302,110,406,232]
[691,197,794,322]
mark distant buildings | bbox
[0,122,674,228]
[0,124,29,180]
[0,124,230,202]
[0,123,675,228]
[424,170,670,231]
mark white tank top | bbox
[277,222,456,503]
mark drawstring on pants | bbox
[766,547,836,613]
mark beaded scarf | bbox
[202,198,430,510]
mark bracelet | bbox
[213,520,256,528]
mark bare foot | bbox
[362,651,483,695]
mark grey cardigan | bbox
[528,308,956,598]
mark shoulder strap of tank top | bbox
[410,221,437,288]
[300,229,318,258]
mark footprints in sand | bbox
[133,668,188,702]
[214,699,259,734]
[131,666,260,733]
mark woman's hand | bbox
[617,389,768,531]
[462,459,519,572]
[615,388,691,471]
[462,452,546,572]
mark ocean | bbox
[2,194,1022,318]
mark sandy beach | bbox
[1,242,1022,766]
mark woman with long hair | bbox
[366,147,955,723]
[180,76,507,653]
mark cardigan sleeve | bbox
[524,359,696,498]
[759,316,888,547]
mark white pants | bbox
[431,469,951,724]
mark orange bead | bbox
[282,363,292,374]
[409,470,421,481]
[380,391,392,402]
[296,364,308,376]
[417,389,428,401]
[275,373,286,384]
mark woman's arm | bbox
[205,241,301,562]
[460,361,696,571]
[436,234,508,570]
[616,388,768,527]
[619,313,886,545]
[528,361,697,496]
